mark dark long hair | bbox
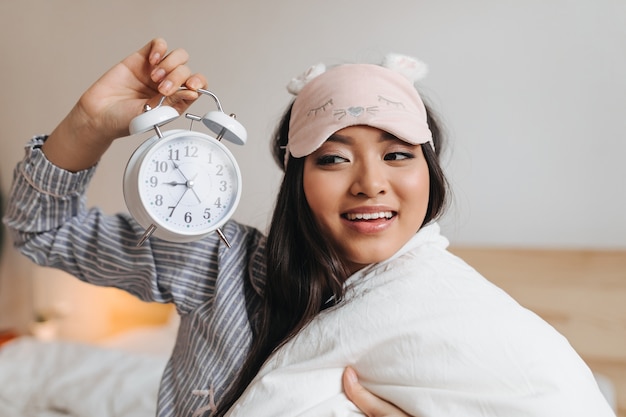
[213,100,449,416]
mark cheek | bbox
[303,168,343,228]
[303,169,327,222]
[399,166,431,211]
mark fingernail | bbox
[152,68,166,82]
[150,52,161,65]
[187,77,199,89]
[160,80,173,93]
[345,367,358,384]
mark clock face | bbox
[134,131,241,238]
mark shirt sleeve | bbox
[3,136,262,313]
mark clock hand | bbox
[172,162,202,203]
[185,173,202,204]
[164,178,201,204]
[169,187,190,217]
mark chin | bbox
[345,250,395,269]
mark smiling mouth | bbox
[344,211,395,221]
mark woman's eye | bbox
[316,155,348,165]
[384,152,414,161]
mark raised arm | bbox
[42,38,207,171]
[3,39,214,305]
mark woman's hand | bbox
[43,38,207,172]
[343,367,413,417]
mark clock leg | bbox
[136,224,158,247]
[216,228,232,248]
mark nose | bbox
[349,160,388,197]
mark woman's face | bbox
[303,125,430,274]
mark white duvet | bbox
[0,337,167,417]
[226,226,616,417]
[0,227,616,417]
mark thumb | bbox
[343,367,390,417]
[343,367,414,417]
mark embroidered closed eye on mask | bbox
[285,54,433,166]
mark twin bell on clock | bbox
[123,88,247,248]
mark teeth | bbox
[346,211,393,221]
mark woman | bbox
[213,57,614,417]
[4,39,614,417]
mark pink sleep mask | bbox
[285,54,433,166]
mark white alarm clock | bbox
[123,89,247,247]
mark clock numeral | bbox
[219,180,227,192]
[150,176,158,187]
[154,161,169,173]
[184,212,192,223]
[204,208,211,219]
[155,195,164,206]
[168,206,176,217]
[214,198,223,209]
[185,145,199,158]
[168,149,180,161]
[215,164,224,176]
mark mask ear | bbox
[286,62,326,95]
[381,53,429,84]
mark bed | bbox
[0,312,178,417]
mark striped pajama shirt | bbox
[4,136,267,417]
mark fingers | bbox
[147,38,168,66]
[184,73,207,91]
[163,73,208,109]
[143,38,202,95]
[343,367,381,417]
[150,47,191,95]
[343,367,412,417]
[140,38,208,108]
[133,37,167,66]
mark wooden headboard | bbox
[27,267,175,343]
[449,247,626,417]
